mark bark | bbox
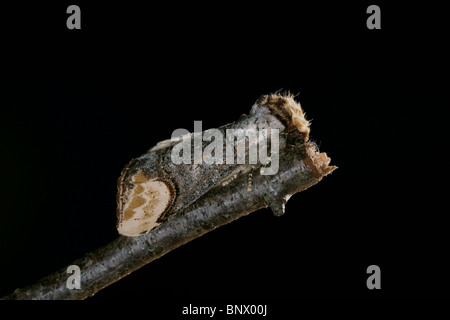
[2,141,335,300]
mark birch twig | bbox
[2,94,336,300]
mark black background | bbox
[0,0,448,308]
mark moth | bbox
[116,93,310,236]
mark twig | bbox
[2,94,336,300]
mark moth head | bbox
[255,93,310,142]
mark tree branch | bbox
[3,141,335,300]
[2,94,336,300]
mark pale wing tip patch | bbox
[117,172,173,237]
